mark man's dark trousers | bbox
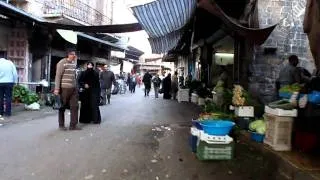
[0,83,14,116]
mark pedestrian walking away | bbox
[152,74,161,98]
[100,65,115,104]
[54,50,81,131]
[78,62,101,124]
[0,58,18,117]
[142,71,152,97]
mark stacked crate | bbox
[189,126,234,160]
[177,89,189,103]
[263,113,294,151]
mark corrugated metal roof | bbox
[131,0,196,54]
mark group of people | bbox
[54,50,115,130]
[142,71,179,100]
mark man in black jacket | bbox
[100,65,115,105]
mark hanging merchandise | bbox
[123,61,133,73]
[110,64,121,74]
[232,85,245,106]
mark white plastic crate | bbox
[191,93,198,104]
[263,113,293,151]
[178,89,189,103]
[235,106,254,117]
[190,127,201,136]
[199,131,233,144]
[264,106,297,117]
[198,98,205,106]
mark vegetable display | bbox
[268,100,295,110]
[13,85,39,105]
[198,112,233,121]
[249,120,266,134]
[279,83,301,93]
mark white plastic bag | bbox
[25,102,40,111]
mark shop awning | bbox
[57,29,78,44]
[197,0,277,45]
[168,0,278,56]
[78,33,128,51]
[131,0,196,54]
[0,1,142,33]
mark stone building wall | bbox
[248,0,315,104]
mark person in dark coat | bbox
[142,71,152,97]
[100,65,115,105]
[78,62,101,124]
[127,73,137,93]
[162,73,172,99]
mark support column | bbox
[233,38,241,84]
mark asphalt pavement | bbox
[0,87,283,180]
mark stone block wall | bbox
[249,0,315,104]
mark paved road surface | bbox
[0,88,281,180]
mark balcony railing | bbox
[43,0,111,25]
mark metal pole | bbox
[48,48,52,90]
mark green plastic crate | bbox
[196,140,234,160]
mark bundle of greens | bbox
[279,83,302,93]
[249,120,266,134]
[13,85,39,105]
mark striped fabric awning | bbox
[148,30,182,54]
[131,0,196,54]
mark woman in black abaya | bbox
[78,62,101,124]
[162,73,172,99]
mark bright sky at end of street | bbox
[113,0,156,57]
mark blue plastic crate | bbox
[308,91,320,104]
[250,131,265,143]
[279,92,304,99]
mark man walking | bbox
[152,74,161,98]
[142,71,152,97]
[100,65,115,105]
[54,50,81,130]
[0,58,18,117]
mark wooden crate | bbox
[263,113,293,151]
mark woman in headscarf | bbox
[162,73,172,99]
[78,62,101,124]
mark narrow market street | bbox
[0,88,281,180]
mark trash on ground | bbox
[102,169,107,173]
[84,174,94,179]
[25,103,40,111]
[151,159,158,163]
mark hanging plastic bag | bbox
[52,95,62,110]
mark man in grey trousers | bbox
[100,65,115,105]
